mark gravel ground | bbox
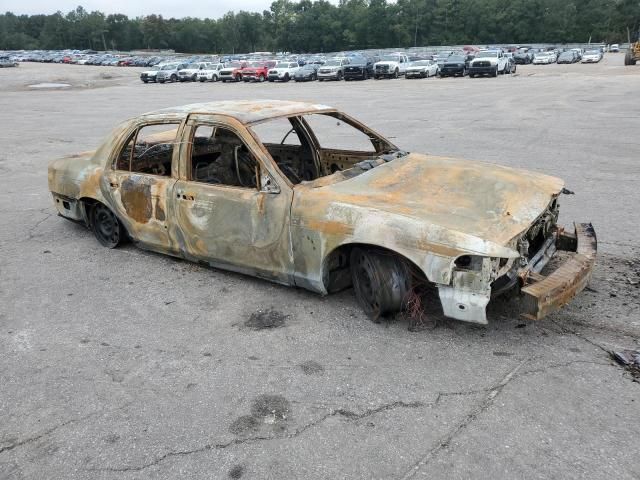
[0,53,639,480]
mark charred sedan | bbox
[48,100,596,325]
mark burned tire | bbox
[350,248,411,321]
[91,203,124,249]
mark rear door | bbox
[104,118,184,254]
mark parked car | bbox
[219,61,248,82]
[405,60,439,78]
[140,64,166,83]
[557,51,578,64]
[177,62,211,82]
[317,58,349,81]
[503,54,517,74]
[343,56,374,80]
[241,61,277,82]
[532,52,556,64]
[468,50,508,77]
[374,53,410,79]
[156,63,189,83]
[47,99,596,325]
[514,51,532,64]
[294,64,320,82]
[268,61,300,82]
[438,55,469,77]
[197,63,225,82]
[610,44,620,52]
[581,50,603,63]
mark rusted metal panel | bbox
[520,223,597,320]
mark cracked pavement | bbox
[1,58,639,479]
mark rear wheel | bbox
[91,203,123,249]
[350,248,411,321]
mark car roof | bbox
[145,100,335,125]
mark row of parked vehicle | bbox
[515,46,606,64]
[140,50,526,84]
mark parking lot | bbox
[1,53,639,479]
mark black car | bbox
[293,64,319,82]
[514,52,532,64]
[344,56,374,80]
[439,55,470,77]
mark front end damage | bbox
[437,201,597,324]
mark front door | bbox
[171,116,294,283]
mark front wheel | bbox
[258,74,265,82]
[91,203,124,249]
[350,248,411,321]
[170,74,177,82]
[393,68,399,79]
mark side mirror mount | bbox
[260,173,280,194]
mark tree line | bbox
[1,0,638,54]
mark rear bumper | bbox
[520,223,597,320]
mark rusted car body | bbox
[48,100,596,324]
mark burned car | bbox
[48,100,596,324]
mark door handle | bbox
[109,182,119,188]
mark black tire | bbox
[268,78,274,82]
[170,74,177,82]
[284,73,290,82]
[91,203,124,249]
[258,74,265,82]
[393,68,399,79]
[469,73,475,78]
[192,74,197,81]
[350,248,411,321]
[212,75,218,82]
[492,67,498,77]
[142,79,148,83]
[337,71,343,81]
[159,80,165,83]
[235,74,242,82]
[199,78,205,82]
[374,75,379,80]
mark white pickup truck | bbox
[267,61,300,82]
[374,53,410,79]
[468,50,508,77]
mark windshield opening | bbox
[249,112,402,186]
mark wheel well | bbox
[79,197,130,240]
[322,243,428,293]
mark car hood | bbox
[471,58,498,64]
[407,66,427,70]
[297,153,564,254]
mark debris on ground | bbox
[611,350,640,381]
[245,309,287,330]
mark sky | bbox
[3,0,299,19]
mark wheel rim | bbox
[93,205,120,247]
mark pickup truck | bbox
[241,61,277,82]
[197,63,225,82]
[374,53,410,79]
[267,62,300,82]
[177,62,212,82]
[468,50,508,77]
[219,61,248,82]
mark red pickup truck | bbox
[241,61,277,82]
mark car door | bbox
[171,114,294,284]
[104,117,184,255]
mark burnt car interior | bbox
[189,125,258,188]
[115,123,179,176]
[250,112,396,185]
